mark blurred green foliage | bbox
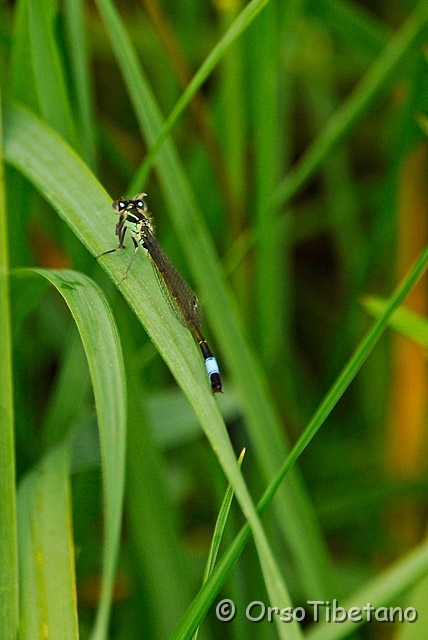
[2,0,428,639]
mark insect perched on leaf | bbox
[98,193,222,394]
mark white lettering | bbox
[246,601,265,622]
[348,607,362,622]
[307,600,324,622]
[293,607,305,622]
[389,606,403,622]
[404,607,418,622]
[375,607,388,622]
[333,600,347,622]
[280,607,293,623]
[363,603,374,622]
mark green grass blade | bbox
[27,0,77,147]
[5,2,428,639]
[14,267,127,640]
[275,0,428,207]
[8,0,38,110]
[203,448,246,584]
[364,295,428,347]
[63,0,97,169]
[173,507,428,640]
[193,448,246,640]
[0,86,19,640]
[18,442,78,640]
[395,573,428,640]
[250,0,281,363]
[215,4,247,229]
[129,0,270,191]
[41,331,92,448]
[3,101,220,402]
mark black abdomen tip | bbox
[210,373,223,394]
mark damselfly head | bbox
[112,193,148,215]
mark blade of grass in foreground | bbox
[170,241,428,637]
[18,442,78,640]
[14,268,126,640]
[0,88,19,640]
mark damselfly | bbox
[98,193,222,394]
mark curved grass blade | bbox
[14,267,126,640]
